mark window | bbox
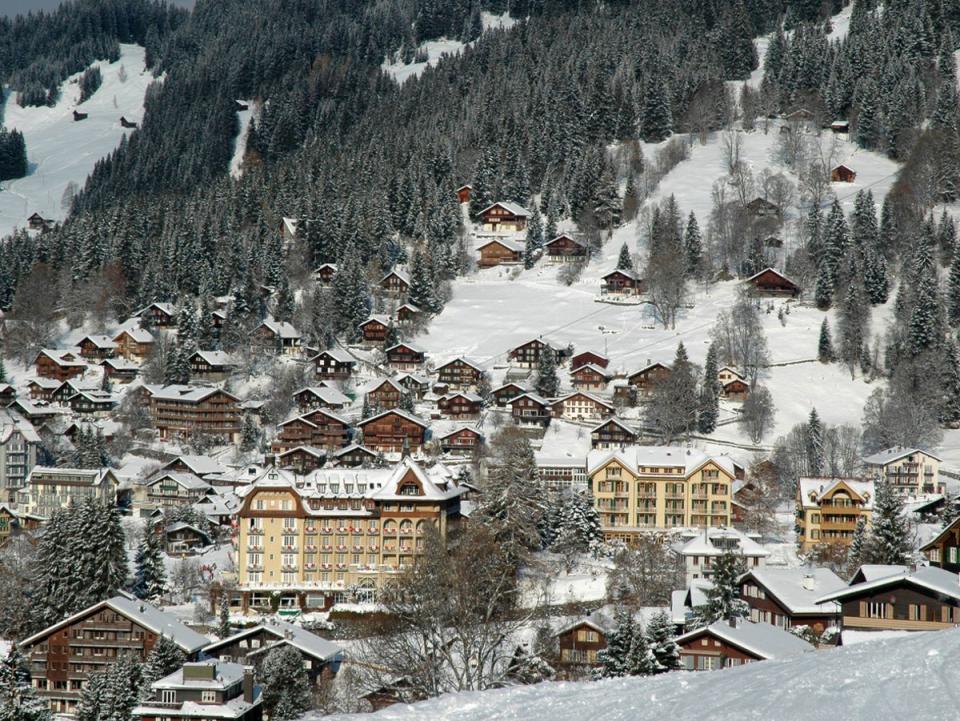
[867,602,886,619]
[202,691,216,703]
[161,690,176,704]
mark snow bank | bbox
[229,100,255,179]
[318,627,960,721]
[0,44,155,237]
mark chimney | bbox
[242,666,254,704]
[727,615,737,628]
[801,574,815,592]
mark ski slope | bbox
[319,627,960,721]
[0,44,154,237]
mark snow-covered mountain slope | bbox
[322,628,960,721]
[0,43,154,236]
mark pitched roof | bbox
[544,234,587,248]
[586,445,738,477]
[509,392,551,407]
[862,446,942,465]
[436,356,484,373]
[0,409,41,444]
[602,268,640,281]
[745,267,799,287]
[295,385,351,405]
[798,477,874,510]
[190,350,236,367]
[310,348,355,363]
[571,363,611,377]
[385,341,426,354]
[144,384,239,403]
[741,567,846,614]
[357,408,428,428]
[204,619,342,662]
[476,201,530,217]
[147,471,212,491]
[676,620,812,660]
[258,318,301,339]
[36,349,86,367]
[590,417,636,435]
[78,334,118,349]
[672,527,770,559]
[113,325,155,344]
[552,391,614,409]
[360,313,392,328]
[163,455,228,476]
[381,269,410,285]
[817,566,960,604]
[368,457,465,502]
[132,301,175,317]
[478,237,525,253]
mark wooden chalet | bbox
[492,382,526,407]
[102,357,140,384]
[332,444,378,467]
[627,362,672,398]
[550,392,614,422]
[357,409,428,453]
[570,363,610,392]
[293,385,350,412]
[740,568,845,636]
[510,393,552,428]
[314,262,337,284]
[922,516,960,572]
[601,269,644,296]
[816,566,960,633]
[571,351,609,371]
[745,268,801,297]
[721,378,751,402]
[188,350,237,382]
[455,184,473,204]
[164,522,211,555]
[275,446,327,473]
[146,385,242,443]
[253,319,302,355]
[437,425,483,455]
[133,302,177,328]
[396,302,421,325]
[477,237,524,267]
[508,338,558,369]
[365,378,404,409]
[68,390,118,417]
[380,269,410,295]
[0,504,42,546]
[556,616,610,668]
[27,212,53,232]
[113,326,155,362]
[51,379,95,406]
[77,335,117,360]
[544,234,587,262]
[438,392,483,419]
[359,314,392,344]
[385,342,426,371]
[717,366,744,385]
[830,119,850,133]
[273,409,351,452]
[27,378,59,401]
[475,201,530,233]
[590,417,638,449]
[311,348,355,380]
[436,357,484,390]
[831,164,856,183]
[675,620,812,671]
[746,197,780,217]
[395,372,429,399]
[0,383,15,406]
[35,349,86,381]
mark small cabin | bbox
[438,392,483,419]
[745,197,780,217]
[119,116,138,129]
[590,417,638,449]
[478,238,524,268]
[396,303,421,325]
[314,263,337,284]
[455,184,473,204]
[380,270,410,295]
[438,426,483,455]
[133,302,177,328]
[311,349,355,380]
[385,342,426,371]
[830,120,849,134]
[27,213,53,232]
[601,269,643,295]
[510,393,552,428]
[359,315,392,344]
[73,110,88,121]
[721,378,751,402]
[831,164,856,183]
[570,364,610,392]
[475,202,530,234]
[492,382,526,407]
[627,362,672,397]
[544,234,587,262]
[745,268,800,298]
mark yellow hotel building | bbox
[586,446,741,542]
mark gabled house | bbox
[745,197,780,217]
[570,363,610,392]
[164,521,212,555]
[740,567,845,635]
[293,385,351,412]
[0,503,43,545]
[796,477,874,551]
[721,378,751,402]
[627,362,672,398]
[252,319,302,356]
[27,377,59,401]
[510,392,552,428]
[132,661,261,721]
[437,391,483,419]
[357,409,428,453]
[508,338,559,368]
[385,342,426,371]
[745,268,800,297]
[544,234,587,262]
[144,472,213,510]
[332,443,378,467]
[590,417,637,449]
[455,184,472,204]
[314,262,337,284]
[51,378,98,406]
[102,356,140,383]
[133,301,177,327]
[146,385,242,443]
[672,527,769,584]
[478,237,524,267]
[601,269,644,296]
[436,425,483,455]
[68,389,119,417]
[395,372,429,399]
[359,314,392,344]
[113,325,155,362]
[922,516,960,572]
[35,349,87,381]
[475,201,530,234]
[492,382,527,407]
[396,302,422,325]
[27,212,53,231]
[310,348,355,380]
[435,357,484,390]
[831,164,856,183]
[365,378,405,409]
[0,409,40,503]
[275,446,327,473]
[571,351,609,371]
[380,269,410,295]
[556,613,611,668]
[717,366,744,385]
[189,350,237,382]
[675,619,813,671]
[77,335,117,360]
[272,409,351,453]
[550,392,614,422]
[0,383,14,405]
[862,447,941,497]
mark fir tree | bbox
[535,345,560,398]
[647,342,698,443]
[0,647,51,721]
[408,248,441,314]
[806,408,824,475]
[217,591,231,639]
[641,79,672,142]
[132,524,166,603]
[0,358,6,383]
[847,516,869,575]
[645,610,681,673]
[691,549,749,627]
[140,636,185,691]
[616,242,632,271]
[869,480,911,565]
[239,414,260,452]
[817,318,835,362]
[908,270,943,355]
[941,340,960,426]
[595,607,636,678]
[260,645,312,720]
[947,248,960,325]
[697,341,720,434]
[683,211,702,278]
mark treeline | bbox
[0,126,27,182]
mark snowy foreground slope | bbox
[323,629,960,721]
[0,44,153,236]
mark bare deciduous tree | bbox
[710,289,771,385]
[606,536,685,607]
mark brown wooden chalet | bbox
[510,392,552,428]
[27,378,58,401]
[627,362,672,398]
[721,378,751,402]
[51,379,93,406]
[314,262,337,284]
[675,620,812,671]
[252,319,302,355]
[385,342,426,371]
[68,390,118,416]
[544,234,587,262]
[745,268,800,297]
[478,238,524,268]
[380,269,410,295]
[436,357,484,390]
[922,517,960,572]
[455,184,472,204]
[359,314,392,344]
[508,338,558,369]
[396,302,421,325]
[571,351,609,371]
[550,392,614,422]
[601,268,644,295]
[35,350,86,381]
[27,212,53,231]
[556,616,610,669]
[188,350,237,382]
[570,363,610,392]
[437,425,483,455]
[77,335,117,360]
[293,385,350,412]
[333,444,378,467]
[146,385,242,443]
[476,201,530,233]
[275,446,327,473]
[0,383,15,406]
[133,302,177,328]
[357,409,428,453]
[740,568,845,636]
[746,197,780,217]
[113,326,155,362]
[102,357,140,384]
[366,378,404,409]
[395,372,429,399]
[310,348,355,380]
[273,408,351,452]
[19,596,207,715]
[816,566,960,633]
[590,417,638,449]
[831,164,856,183]
[438,392,483,419]
[0,504,42,545]
[492,382,527,407]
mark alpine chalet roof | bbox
[586,446,738,477]
[740,567,846,615]
[676,620,813,661]
[798,477,874,510]
[475,201,530,217]
[817,566,960,604]
[478,237,526,252]
[862,446,942,465]
[144,384,239,403]
[203,618,342,662]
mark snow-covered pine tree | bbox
[592,161,621,230]
[595,607,635,678]
[697,341,720,434]
[645,610,681,673]
[847,516,869,575]
[553,490,603,554]
[260,645,312,720]
[814,260,834,310]
[647,342,698,443]
[806,408,825,475]
[75,668,105,721]
[333,249,371,340]
[240,413,260,452]
[817,318,835,362]
[218,590,231,639]
[940,340,960,427]
[837,269,870,376]
[947,249,960,326]
[0,646,51,721]
[133,523,167,603]
[409,247,441,314]
[692,549,749,627]
[624,622,656,676]
[869,479,911,565]
[683,211,702,278]
[907,268,944,356]
[535,345,560,398]
[640,79,672,142]
[616,242,632,271]
[140,635,186,691]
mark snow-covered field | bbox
[321,627,960,721]
[0,44,154,237]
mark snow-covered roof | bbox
[672,527,769,559]
[396,372,429,386]
[586,446,738,478]
[278,445,327,459]
[114,325,155,343]
[147,471,212,491]
[571,363,610,377]
[204,619,342,662]
[818,566,960,604]
[381,269,410,284]
[163,455,228,477]
[258,318,301,339]
[602,268,640,281]
[363,377,404,395]
[476,201,530,217]
[441,391,483,403]
[360,313,392,327]
[310,348,355,363]
[132,301,175,318]
[296,385,351,405]
[744,267,799,287]
[552,391,614,409]
[436,356,484,373]
[850,564,910,583]
[103,357,140,371]
[28,377,60,389]
[0,409,40,444]
[545,234,587,248]
[509,392,550,407]
[741,567,846,614]
[862,446,942,465]
[78,334,118,349]
[368,457,465,502]
[478,237,525,252]
[190,350,236,366]
[144,384,239,403]
[798,477,874,510]
[357,408,428,428]
[36,349,87,367]
[20,595,208,653]
[385,341,426,354]
[589,417,636,435]
[676,619,813,660]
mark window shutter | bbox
[859,601,867,617]
[885,603,894,620]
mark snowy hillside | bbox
[322,628,960,721]
[0,44,154,236]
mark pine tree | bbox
[943,340,960,426]
[847,516,869,575]
[0,647,51,721]
[616,242,632,271]
[595,607,636,678]
[260,645,312,720]
[218,591,231,639]
[132,524,166,603]
[647,342,698,443]
[869,480,911,565]
[947,248,960,325]
[683,211,702,278]
[692,549,749,627]
[641,79,672,142]
[697,341,720,434]
[0,358,6,383]
[645,611,681,673]
[806,408,824,475]
[535,345,560,398]
[408,248,441,314]
[553,490,603,553]
[908,270,943,355]
[817,318,835,362]
[140,635,185,691]
[240,414,260,452]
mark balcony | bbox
[304,526,318,534]
[248,528,264,535]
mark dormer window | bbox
[399,484,421,496]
